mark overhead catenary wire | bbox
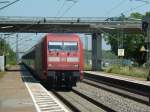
[4,19,46,53]
[10,33,42,51]
[0,1,10,4]
[19,33,45,53]
[130,0,149,4]
[56,0,67,17]
[121,1,150,15]
[104,0,125,17]
[59,0,79,17]
[114,0,150,17]
[0,0,21,11]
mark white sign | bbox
[0,56,4,71]
[118,49,124,56]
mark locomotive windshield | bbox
[48,41,78,51]
[48,42,62,51]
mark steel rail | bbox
[83,78,150,105]
[51,90,81,112]
[71,89,116,112]
[84,73,150,105]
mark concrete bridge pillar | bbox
[147,26,150,65]
[92,33,102,71]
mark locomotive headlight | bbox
[67,57,79,62]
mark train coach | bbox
[22,33,84,88]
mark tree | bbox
[145,12,150,16]
[104,13,146,66]
[0,38,16,65]
[130,12,144,19]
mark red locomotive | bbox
[22,33,84,88]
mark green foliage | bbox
[129,11,150,19]
[104,12,147,66]
[84,50,117,60]
[0,38,16,65]
[130,12,144,19]
[84,50,91,60]
[104,33,146,65]
[84,64,92,71]
[102,50,117,59]
[145,12,150,17]
[104,65,148,79]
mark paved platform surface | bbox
[84,71,150,86]
[0,66,36,112]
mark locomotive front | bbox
[46,34,83,88]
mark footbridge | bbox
[0,16,142,33]
[0,16,143,70]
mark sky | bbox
[0,0,150,52]
[0,0,150,17]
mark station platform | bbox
[0,65,36,112]
[84,71,150,86]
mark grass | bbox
[84,64,92,71]
[84,63,149,80]
[5,60,17,70]
[7,60,16,65]
[0,72,5,79]
[104,65,149,79]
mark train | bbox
[22,33,84,88]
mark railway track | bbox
[84,72,150,95]
[74,82,150,112]
[22,65,150,112]
[21,66,70,112]
[22,65,116,112]
[83,78,150,105]
[51,89,115,112]
[22,65,113,112]
[83,72,150,105]
[52,80,150,112]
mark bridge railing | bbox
[0,16,141,24]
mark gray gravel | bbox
[75,82,150,112]
[57,91,106,112]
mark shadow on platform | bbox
[19,65,39,83]
[19,64,71,92]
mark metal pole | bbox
[3,34,6,68]
[16,34,18,64]
[3,34,5,55]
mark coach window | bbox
[63,42,78,51]
[48,42,63,51]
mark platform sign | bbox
[118,49,124,56]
